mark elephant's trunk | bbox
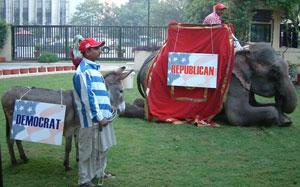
[278,78,298,113]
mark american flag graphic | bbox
[11,100,66,145]
[168,52,191,83]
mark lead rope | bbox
[19,87,32,100]
[210,25,214,54]
[60,88,63,105]
[173,26,180,52]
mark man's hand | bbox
[99,119,109,127]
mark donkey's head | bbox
[104,66,134,113]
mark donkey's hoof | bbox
[65,166,72,172]
[11,160,18,166]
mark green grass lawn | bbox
[0,73,300,187]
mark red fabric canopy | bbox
[145,23,235,126]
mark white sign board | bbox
[167,52,218,88]
[11,100,66,145]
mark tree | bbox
[0,20,7,49]
[151,0,187,25]
[117,0,150,26]
[117,0,188,26]
[71,0,105,25]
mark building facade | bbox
[0,0,70,25]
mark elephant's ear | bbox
[233,50,252,90]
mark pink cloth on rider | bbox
[203,12,222,24]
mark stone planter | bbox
[134,50,152,70]
[38,67,47,72]
[29,67,37,73]
[3,69,11,75]
[47,67,56,72]
[20,68,29,74]
[56,66,64,71]
[63,66,73,71]
[11,69,20,74]
[122,71,135,89]
[0,56,5,62]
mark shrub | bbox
[38,53,59,63]
[0,20,7,49]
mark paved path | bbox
[0,61,133,79]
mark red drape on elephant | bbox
[145,23,235,126]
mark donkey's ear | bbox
[119,69,134,80]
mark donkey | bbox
[1,66,133,171]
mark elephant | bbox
[1,66,133,171]
[121,43,298,126]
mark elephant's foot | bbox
[278,114,292,127]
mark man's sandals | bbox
[96,172,116,186]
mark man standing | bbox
[73,38,116,187]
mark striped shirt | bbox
[202,12,222,24]
[73,58,112,128]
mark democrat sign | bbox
[11,100,66,145]
[167,52,218,88]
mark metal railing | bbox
[12,25,167,61]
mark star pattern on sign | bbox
[168,53,191,84]
[12,100,38,138]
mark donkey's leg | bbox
[64,136,72,171]
[74,132,79,162]
[7,139,17,165]
[5,114,17,165]
[16,140,28,162]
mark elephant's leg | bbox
[64,136,72,171]
[121,103,145,118]
[249,91,275,107]
[275,94,292,127]
[228,105,280,126]
[133,98,145,108]
[16,140,28,163]
[225,77,280,126]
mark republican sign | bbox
[167,52,218,88]
[11,100,66,145]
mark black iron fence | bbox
[12,25,167,61]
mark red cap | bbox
[215,3,226,10]
[79,38,105,53]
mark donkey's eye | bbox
[120,89,124,93]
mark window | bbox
[23,0,29,25]
[250,23,271,42]
[45,0,51,24]
[0,0,5,20]
[60,0,66,25]
[37,0,43,24]
[14,0,20,25]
